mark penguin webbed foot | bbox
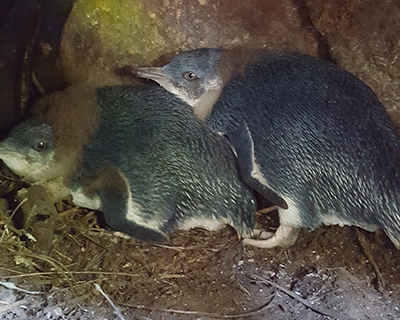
[243,225,300,248]
[252,228,275,239]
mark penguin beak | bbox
[133,67,170,83]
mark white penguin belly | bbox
[179,216,228,231]
[277,195,302,227]
[71,187,102,210]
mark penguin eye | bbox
[33,141,46,152]
[183,71,197,81]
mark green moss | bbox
[70,0,169,63]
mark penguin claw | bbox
[243,225,300,248]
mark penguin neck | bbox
[192,48,252,121]
[193,88,222,121]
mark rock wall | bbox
[306,0,400,125]
[60,0,400,125]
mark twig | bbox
[158,273,186,279]
[32,72,46,96]
[152,243,220,252]
[1,270,140,279]
[355,228,385,289]
[0,198,28,244]
[0,281,42,295]
[56,207,80,219]
[78,231,108,250]
[0,266,24,275]
[0,172,20,182]
[94,283,126,320]
[251,275,354,320]
[4,250,76,291]
[119,293,275,318]
[152,244,184,251]
[257,205,279,215]
[0,298,31,313]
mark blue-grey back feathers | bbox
[81,85,257,240]
[208,51,400,247]
[0,84,257,242]
[137,49,400,248]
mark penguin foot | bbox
[252,229,275,239]
[243,225,300,248]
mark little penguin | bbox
[0,84,257,242]
[134,49,400,249]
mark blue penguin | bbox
[134,49,400,249]
[0,84,257,242]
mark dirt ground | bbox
[0,179,399,320]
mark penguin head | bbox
[135,48,224,120]
[0,116,57,182]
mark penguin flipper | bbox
[99,185,168,242]
[227,121,288,209]
[91,168,168,243]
